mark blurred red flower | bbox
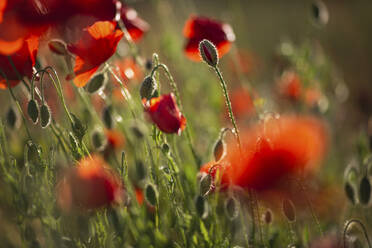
[183,16,235,61]
[105,129,125,150]
[0,35,39,89]
[114,58,143,82]
[119,4,149,42]
[143,93,186,134]
[68,21,123,87]
[200,115,327,191]
[277,71,302,101]
[57,155,124,212]
[229,87,256,120]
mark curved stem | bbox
[344,219,371,248]
[213,66,242,156]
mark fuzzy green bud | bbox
[40,104,51,128]
[140,76,157,100]
[27,99,39,124]
[199,39,219,67]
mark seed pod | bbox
[282,199,296,222]
[102,106,114,129]
[85,73,107,94]
[27,99,39,124]
[199,173,212,196]
[263,209,273,224]
[213,138,225,162]
[344,182,356,205]
[91,129,107,151]
[71,113,86,141]
[225,196,239,220]
[311,0,329,27]
[140,76,157,100]
[199,39,219,67]
[145,183,158,207]
[40,104,51,128]
[48,39,68,55]
[195,195,208,219]
[359,176,371,205]
[6,106,20,129]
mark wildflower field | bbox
[0,0,372,247]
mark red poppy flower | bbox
[183,16,235,61]
[68,21,123,87]
[119,4,149,42]
[143,93,186,134]
[200,115,327,191]
[56,155,124,211]
[0,35,39,89]
[277,71,302,101]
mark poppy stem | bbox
[213,66,242,156]
[105,63,137,119]
[343,219,371,248]
[150,63,201,166]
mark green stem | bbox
[213,66,242,155]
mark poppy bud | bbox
[69,132,82,160]
[311,0,329,27]
[224,196,239,220]
[71,114,86,141]
[85,73,107,94]
[145,183,158,207]
[6,107,20,129]
[282,199,296,222]
[26,140,42,166]
[26,99,39,125]
[199,173,212,196]
[199,39,219,67]
[344,182,356,205]
[48,39,68,56]
[161,143,170,154]
[359,176,371,205]
[136,160,146,181]
[91,129,107,151]
[103,106,115,129]
[213,138,225,162]
[40,104,51,128]
[195,195,209,219]
[263,209,273,224]
[140,76,157,100]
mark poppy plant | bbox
[68,21,123,87]
[56,155,124,211]
[183,16,235,61]
[200,115,327,191]
[0,35,39,89]
[143,93,186,134]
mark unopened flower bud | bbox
[195,195,209,219]
[140,76,157,100]
[27,99,39,124]
[199,39,219,67]
[40,104,51,128]
[145,183,158,207]
[344,182,356,205]
[85,73,107,94]
[213,138,225,162]
[282,198,296,222]
[91,129,107,151]
[359,176,371,206]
